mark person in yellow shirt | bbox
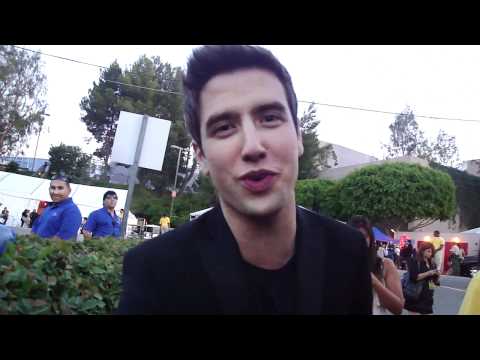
[159,214,171,234]
[458,272,480,315]
[431,230,445,273]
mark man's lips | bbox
[239,170,278,193]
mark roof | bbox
[462,227,480,234]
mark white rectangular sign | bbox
[111,111,171,172]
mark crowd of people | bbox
[1,174,171,241]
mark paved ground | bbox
[432,274,471,315]
[399,271,471,315]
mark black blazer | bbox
[117,206,372,314]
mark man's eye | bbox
[213,123,235,136]
[262,114,283,125]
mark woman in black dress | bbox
[405,242,440,315]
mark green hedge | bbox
[295,179,336,215]
[331,163,456,229]
[0,236,141,315]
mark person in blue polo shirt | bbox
[83,191,121,239]
[32,175,82,241]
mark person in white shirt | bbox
[377,243,385,258]
[394,246,401,268]
[448,243,462,276]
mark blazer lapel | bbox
[197,206,253,314]
[296,207,327,314]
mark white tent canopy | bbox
[0,171,136,227]
[462,227,480,234]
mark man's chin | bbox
[223,198,284,220]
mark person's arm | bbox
[83,214,96,240]
[56,208,82,240]
[434,240,445,255]
[371,258,405,315]
[351,234,373,315]
[417,269,437,281]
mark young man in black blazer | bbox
[118,45,372,315]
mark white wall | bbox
[318,156,429,181]
[324,143,378,168]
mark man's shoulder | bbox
[298,207,363,250]
[65,201,82,214]
[298,206,358,235]
[89,208,104,217]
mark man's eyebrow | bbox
[205,102,288,130]
[252,102,288,115]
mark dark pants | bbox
[449,255,461,276]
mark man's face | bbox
[49,180,71,203]
[103,194,118,210]
[194,68,303,218]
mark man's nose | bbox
[241,119,267,163]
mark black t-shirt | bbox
[242,255,297,314]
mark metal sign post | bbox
[169,146,183,220]
[121,114,149,238]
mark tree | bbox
[295,179,336,214]
[383,107,461,167]
[5,161,19,173]
[80,56,192,193]
[121,56,190,194]
[427,130,461,168]
[330,163,456,231]
[382,108,429,159]
[298,103,337,179]
[80,61,123,178]
[48,143,92,182]
[0,45,47,156]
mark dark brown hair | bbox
[348,215,383,279]
[182,45,299,150]
[416,241,435,265]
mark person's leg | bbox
[434,251,442,272]
[453,257,461,276]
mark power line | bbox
[13,46,183,96]
[104,80,182,96]
[12,45,480,124]
[13,45,108,70]
[297,100,480,123]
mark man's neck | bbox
[220,199,297,270]
[105,207,115,215]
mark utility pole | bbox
[120,114,149,238]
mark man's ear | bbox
[297,127,304,157]
[193,141,209,177]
